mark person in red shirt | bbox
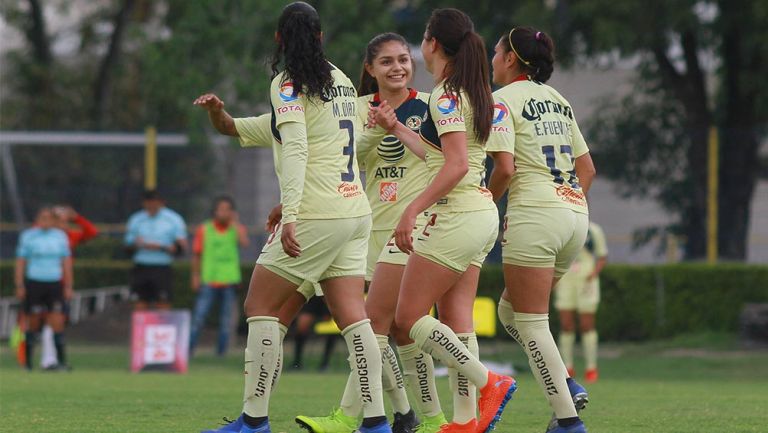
[54,206,99,249]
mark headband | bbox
[507,28,533,67]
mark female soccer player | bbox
[485,27,597,433]
[372,9,516,433]
[14,207,73,371]
[201,3,389,433]
[554,221,608,383]
[295,32,449,433]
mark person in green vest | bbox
[189,196,250,356]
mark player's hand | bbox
[191,273,201,292]
[193,93,225,113]
[366,103,379,129]
[15,286,25,300]
[281,222,301,258]
[265,204,283,232]
[374,100,398,132]
[63,286,74,301]
[394,209,417,254]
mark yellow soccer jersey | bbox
[418,83,495,213]
[357,89,431,230]
[487,78,590,214]
[234,115,283,184]
[270,65,371,221]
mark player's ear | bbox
[274,31,280,43]
[506,50,516,69]
[364,62,375,77]
[318,31,324,43]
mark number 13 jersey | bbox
[487,78,590,214]
[270,65,371,220]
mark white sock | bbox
[582,330,598,371]
[559,331,576,372]
[271,323,288,392]
[497,298,524,347]
[341,319,385,419]
[242,316,280,418]
[339,369,362,418]
[398,343,443,417]
[410,315,488,387]
[377,334,411,415]
[515,313,577,419]
[450,332,478,423]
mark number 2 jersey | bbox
[269,65,370,221]
[357,89,430,230]
[487,78,590,214]
[418,82,496,213]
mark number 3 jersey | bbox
[357,89,430,230]
[269,65,371,221]
[487,78,590,214]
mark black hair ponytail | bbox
[501,26,555,83]
[270,2,333,101]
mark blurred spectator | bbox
[189,196,249,356]
[124,190,187,310]
[39,206,100,369]
[54,205,99,249]
[14,207,74,371]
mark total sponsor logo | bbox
[278,81,299,102]
[436,117,465,127]
[492,102,511,133]
[379,181,398,202]
[436,93,459,115]
[337,182,363,198]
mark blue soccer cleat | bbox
[354,419,393,433]
[545,378,589,433]
[546,420,587,433]
[201,415,271,433]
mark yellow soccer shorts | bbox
[502,206,589,278]
[257,215,372,286]
[367,229,392,281]
[413,208,499,273]
[375,212,432,270]
[554,276,600,314]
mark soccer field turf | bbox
[2,336,767,433]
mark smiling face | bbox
[491,38,517,86]
[365,40,412,94]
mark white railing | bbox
[0,285,131,339]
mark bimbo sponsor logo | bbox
[279,81,299,102]
[436,93,459,115]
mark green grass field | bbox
[2,334,767,433]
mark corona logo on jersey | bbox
[436,93,459,115]
[378,135,406,163]
[492,102,511,133]
[279,81,299,102]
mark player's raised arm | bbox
[193,93,238,137]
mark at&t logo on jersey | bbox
[436,93,459,115]
[378,135,405,163]
[492,102,511,133]
[279,81,299,102]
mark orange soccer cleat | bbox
[476,371,517,433]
